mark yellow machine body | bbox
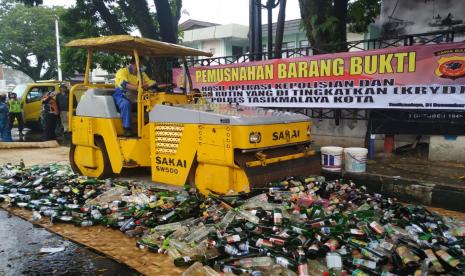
[66,35,318,194]
[150,119,314,194]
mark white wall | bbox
[201,39,225,57]
[429,136,465,162]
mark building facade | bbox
[180,19,365,58]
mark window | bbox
[26,86,54,103]
[26,88,43,103]
[282,42,295,49]
[232,46,243,56]
[299,40,312,56]
[282,42,295,58]
[299,40,309,47]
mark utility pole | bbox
[249,0,256,61]
[274,0,286,59]
[253,0,263,61]
[55,17,62,81]
[263,0,280,59]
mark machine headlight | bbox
[249,132,261,143]
[307,126,311,136]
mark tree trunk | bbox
[274,0,286,58]
[333,0,348,52]
[152,0,183,82]
[119,0,159,39]
[153,0,178,43]
[299,0,348,54]
[91,0,127,35]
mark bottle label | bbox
[352,258,376,269]
[324,239,339,251]
[311,221,325,228]
[424,249,444,273]
[320,227,331,235]
[361,248,380,262]
[238,243,248,251]
[349,238,367,247]
[369,221,385,234]
[308,244,319,251]
[379,241,394,252]
[396,246,420,265]
[326,253,342,269]
[162,210,175,220]
[436,250,459,267]
[350,229,365,236]
[226,234,241,243]
[291,226,304,234]
[290,186,301,193]
[295,235,307,245]
[298,263,309,276]
[278,230,291,238]
[269,237,286,246]
[256,238,273,248]
[224,244,238,255]
[274,212,283,225]
[276,256,291,267]
[352,269,369,276]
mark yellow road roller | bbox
[66,35,317,194]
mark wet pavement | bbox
[0,209,138,276]
[368,155,465,189]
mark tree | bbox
[20,0,42,6]
[274,0,287,58]
[0,2,65,80]
[18,0,183,81]
[86,0,183,81]
[299,0,380,53]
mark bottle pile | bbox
[0,162,203,234]
[1,163,465,276]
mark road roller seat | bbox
[76,88,120,118]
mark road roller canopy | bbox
[65,35,212,57]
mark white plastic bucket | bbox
[344,147,368,173]
[321,146,343,172]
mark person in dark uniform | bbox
[0,93,12,142]
[56,84,76,144]
[41,92,59,141]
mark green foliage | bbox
[0,2,65,80]
[60,0,127,78]
[62,0,183,80]
[299,0,380,53]
[12,0,183,81]
[18,0,42,6]
[348,0,381,33]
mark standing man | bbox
[0,93,12,142]
[7,92,24,140]
[56,84,76,144]
[113,57,156,137]
[41,91,59,141]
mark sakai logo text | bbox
[272,130,300,141]
[155,157,187,168]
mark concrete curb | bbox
[0,140,59,149]
[322,171,465,212]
